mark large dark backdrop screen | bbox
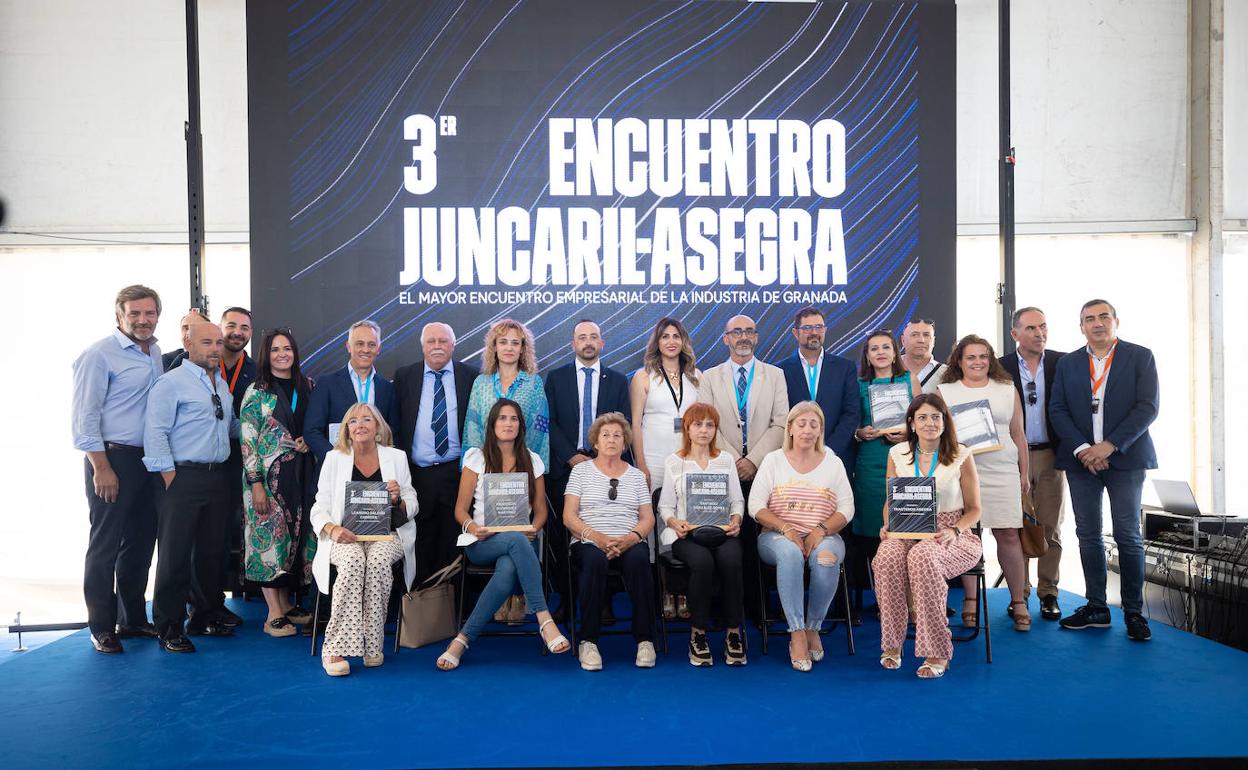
[247,0,956,377]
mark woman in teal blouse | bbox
[849,329,920,608]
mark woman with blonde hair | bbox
[309,402,417,676]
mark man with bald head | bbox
[144,321,241,651]
[394,322,480,582]
[544,319,632,614]
[702,314,790,620]
[161,308,209,372]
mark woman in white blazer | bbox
[309,402,417,676]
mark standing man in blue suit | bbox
[776,306,860,472]
[1050,299,1158,641]
[305,320,400,462]
[545,319,632,617]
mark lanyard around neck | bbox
[1087,346,1116,397]
[735,362,755,412]
[914,450,938,477]
[662,367,684,409]
[804,358,819,400]
[353,369,374,402]
[219,357,244,394]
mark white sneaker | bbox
[635,640,656,668]
[578,641,603,671]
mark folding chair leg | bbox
[840,564,855,656]
[980,572,993,664]
[657,564,669,654]
[393,593,403,654]
[309,591,321,657]
[756,557,770,656]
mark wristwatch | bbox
[951,524,963,537]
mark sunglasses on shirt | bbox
[608,478,619,501]
[1025,381,1037,406]
[212,393,224,420]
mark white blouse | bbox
[655,452,745,546]
[461,447,546,526]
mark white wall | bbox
[1226,0,1248,221]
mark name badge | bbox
[1090,397,1100,415]
[673,417,682,432]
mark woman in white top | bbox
[309,403,417,677]
[938,334,1032,631]
[630,315,702,619]
[748,401,855,672]
[657,402,746,667]
[874,393,983,678]
[437,399,570,670]
[563,412,657,671]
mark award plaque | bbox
[949,398,1002,453]
[685,472,731,527]
[868,382,911,433]
[886,476,938,539]
[342,481,393,541]
[481,472,533,531]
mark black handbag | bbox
[689,525,728,548]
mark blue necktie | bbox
[432,369,449,457]
[736,366,748,453]
[580,367,594,450]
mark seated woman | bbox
[657,402,747,667]
[748,401,855,672]
[563,412,657,671]
[437,399,570,670]
[874,393,983,679]
[309,403,417,677]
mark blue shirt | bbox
[412,363,461,466]
[72,329,163,451]
[348,365,377,406]
[1019,355,1048,444]
[143,359,240,471]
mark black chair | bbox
[308,561,406,656]
[950,525,992,663]
[755,555,855,657]
[454,530,553,654]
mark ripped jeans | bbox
[757,531,844,631]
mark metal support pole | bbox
[997,0,1016,355]
[185,0,206,311]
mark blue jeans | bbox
[757,531,844,631]
[460,532,547,642]
[1066,467,1146,615]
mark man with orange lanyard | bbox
[200,306,255,629]
[1049,299,1159,642]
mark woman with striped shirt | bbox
[563,412,657,671]
[749,401,855,672]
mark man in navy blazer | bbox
[776,306,860,473]
[1000,307,1067,620]
[1049,299,1158,641]
[305,320,400,462]
[544,320,632,615]
[393,322,479,584]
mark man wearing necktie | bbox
[777,306,860,475]
[544,320,632,616]
[394,323,480,584]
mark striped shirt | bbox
[748,448,855,535]
[566,461,649,541]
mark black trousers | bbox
[671,536,744,630]
[153,465,230,638]
[411,460,460,586]
[82,446,158,634]
[571,541,654,643]
[191,444,243,610]
[544,473,572,603]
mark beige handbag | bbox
[398,556,462,648]
[1020,492,1049,559]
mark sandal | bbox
[493,597,510,624]
[436,635,469,671]
[880,649,902,670]
[506,595,527,626]
[805,630,825,662]
[1011,601,1032,632]
[539,619,570,654]
[284,606,311,624]
[676,595,691,620]
[263,616,296,637]
[961,597,978,628]
[662,593,677,620]
[917,658,949,678]
[788,641,812,673]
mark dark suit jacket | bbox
[162,348,187,373]
[305,367,400,461]
[543,361,632,482]
[221,353,256,419]
[1000,349,1065,445]
[777,351,860,470]
[392,359,479,465]
[1049,339,1158,472]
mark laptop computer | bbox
[1151,479,1202,517]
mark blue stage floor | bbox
[1,588,1245,769]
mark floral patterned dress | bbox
[241,380,317,586]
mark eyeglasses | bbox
[726,328,757,338]
[608,478,619,501]
[211,393,224,421]
[1025,381,1037,406]
[796,324,826,333]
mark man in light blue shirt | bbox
[72,285,164,654]
[143,322,240,652]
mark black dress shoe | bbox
[186,621,234,637]
[91,632,124,654]
[160,635,197,653]
[1040,595,1061,621]
[213,607,244,628]
[117,622,160,639]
